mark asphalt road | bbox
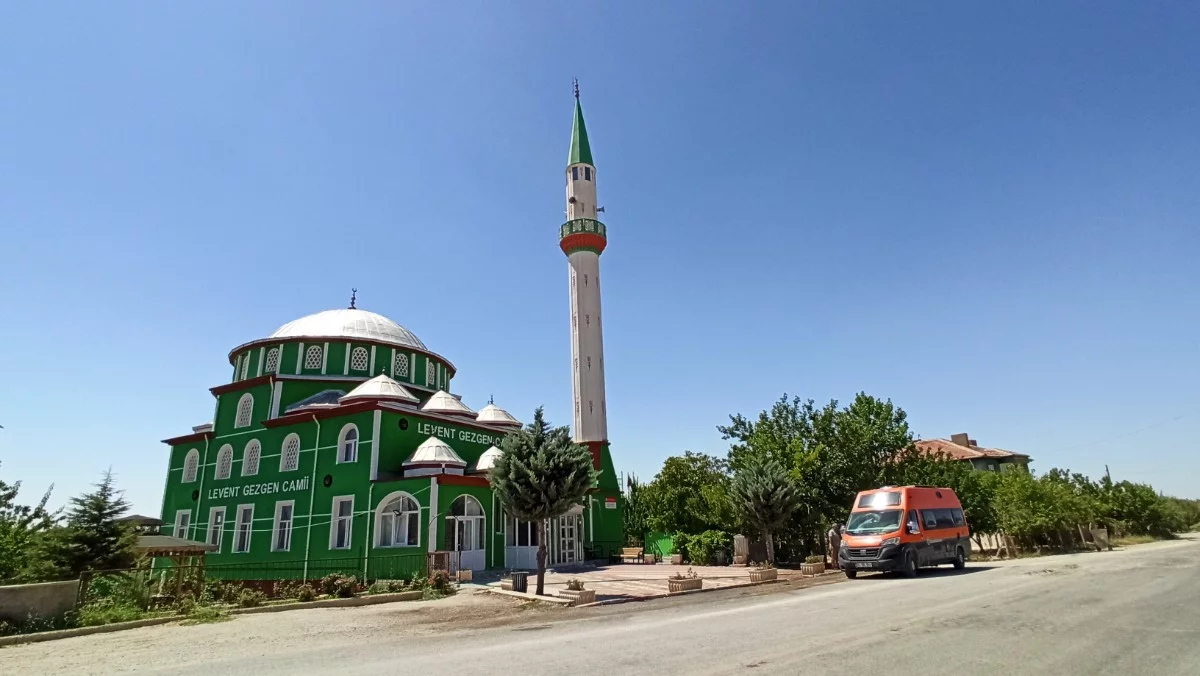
[8,536,1199,675]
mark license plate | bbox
[855,562,875,569]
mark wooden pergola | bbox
[136,535,218,601]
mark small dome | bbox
[476,403,521,428]
[340,374,419,404]
[404,436,466,466]
[270,308,427,351]
[422,390,475,417]
[473,446,504,473]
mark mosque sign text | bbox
[416,422,502,448]
[207,477,310,501]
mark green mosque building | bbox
[157,89,622,579]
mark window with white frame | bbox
[272,501,294,552]
[239,355,250,380]
[233,504,254,553]
[234,393,254,428]
[242,440,261,476]
[376,493,420,547]
[393,353,409,377]
[304,345,323,370]
[264,347,280,373]
[215,445,233,480]
[174,510,191,539]
[426,359,436,387]
[280,434,300,472]
[338,425,358,463]
[208,507,226,552]
[505,513,540,547]
[182,449,200,483]
[330,496,354,550]
[349,347,369,372]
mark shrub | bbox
[804,555,824,565]
[294,584,317,602]
[175,596,197,616]
[669,567,699,581]
[566,579,586,591]
[185,604,229,624]
[687,530,731,566]
[0,620,15,637]
[77,598,145,627]
[428,570,451,593]
[320,573,358,598]
[85,572,152,611]
[237,589,267,608]
[671,533,692,562]
[368,579,407,595]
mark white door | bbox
[448,496,486,571]
[504,514,539,569]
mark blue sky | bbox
[2,2,1198,512]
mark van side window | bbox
[935,509,956,529]
[951,508,966,527]
[922,510,939,530]
[907,510,921,532]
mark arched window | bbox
[350,347,369,372]
[234,394,254,429]
[426,360,436,387]
[376,493,420,547]
[304,345,323,370]
[280,434,301,472]
[215,445,233,480]
[447,495,486,553]
[393,353,409,378]
[242,440,261,476]
[338,424,358,463]
[239,356,250,380]
[182,449,200,483]
[263,347,280,373]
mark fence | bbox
[79,553,427,606]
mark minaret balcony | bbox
[559,218,608,256]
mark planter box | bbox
[500,580,514,592]
[749,568,777,583]
[558,588,596,606]
[644,553,657,564]
[668,577,703,594]
[671,554,683,565]
[800,562,825,576]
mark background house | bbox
[915,433,1031,472]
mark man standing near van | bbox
[828,524,842,569]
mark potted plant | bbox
[801,555,825,576]
[670,553,683,565]
[667,568,703,594]
[558,578,596,606]
[749,561,777,583]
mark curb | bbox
[230,590,423,615]
[481,588,574,605]
[0,617,178,648]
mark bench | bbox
[620,547,645,564]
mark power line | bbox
[1047,411,1195,453]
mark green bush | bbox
[671,533,691,562]
[237,589,267,608]
[803,555,824,565]
[175,596,197,615]
[77,599,144,627]
[85,572,152,611]
[368,579,407,595]
[185,604,229,624]
[319,573,358,598]
[686,530,731,565]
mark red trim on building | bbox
[262,400,379,428]
[210,375,274,397]
[560,232,607,255]
[582,440,605,471]
[437,474,491,487]
[162,432,211,446]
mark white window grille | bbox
[280,434,300,472]
[242,440,261,476]
[338,425,358,463]
[426,359,436,387]
[263,347,280,373]
[393,353,409,377]
[304,345,323,370]
[234,394,254,429]
[182,450,200,483]
[273,502,294,552]
[239,355,250,380]
[215,445,233,480]
[330,497,354,550]
[233,505,254,553]
[208,507,226,552]
[376,493,420,547]
[350,347,369,371]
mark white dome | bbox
[340,374,419,404]
[270,309,426,351]
[404,436,466,466]
[473,446,504,472]
[422,390,475,416]
[476,403,521,427]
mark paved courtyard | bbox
[484,563,820,602]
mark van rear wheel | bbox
[901,550,918,578]
[953,547,966,570]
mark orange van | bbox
[838,485,971,578]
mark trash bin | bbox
[510,571,529,593]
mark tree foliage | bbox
[729,459,801,562]
[490,407,598,595]
[639,452,735,535]
[49,469,138,575]
[0,463,59,583]
[622,474,649,546]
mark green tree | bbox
[47,469,138,575]
[490,408,598,595]
[0,463,59,583]
[895,449,998,546]
[729,459,802,563]
[640,452,735,535]
[622,474,649,546]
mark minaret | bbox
[560,80,609,462]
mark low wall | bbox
[0,580,80,623]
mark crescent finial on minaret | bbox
[573,78,579,100]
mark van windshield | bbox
[846,509,903,535]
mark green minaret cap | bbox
[568,82,594,167]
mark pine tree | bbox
[54,469,138,574]
[489,407,598,595]
[0,462,59,583]
[730,459,802,563]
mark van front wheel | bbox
[901,550,918,578]
[953,547,966,570]
[844,569,857,579]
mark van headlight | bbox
[881,537,900,546]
